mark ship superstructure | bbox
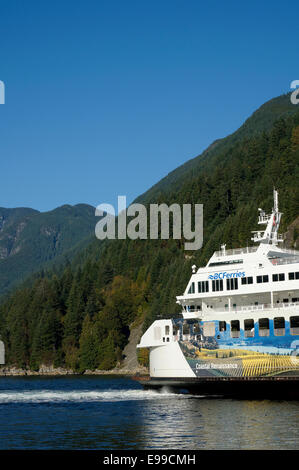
[137,190,299,396]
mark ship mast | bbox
[251,189,284,245]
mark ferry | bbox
[136,190,299,398]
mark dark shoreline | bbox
[0,366,148,377]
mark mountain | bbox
[136,92,298,204]
[0,92,299,372]
[0,204,95,295]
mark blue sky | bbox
[0,0,298,212]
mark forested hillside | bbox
[135,93,298,204]
[0,94,299,372]
[0,204,95,295]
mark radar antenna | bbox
[251,189,284,245]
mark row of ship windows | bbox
[169,317,299,339]
[188,271,299,294]
[183,298,299,312]
[214,316,299,338]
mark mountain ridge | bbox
[0,203,96,295]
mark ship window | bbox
[274,317,285,336]
[244,319,255,337]
[230,320,240,338]
[212,279,223,292]
[165,325,170,335]
[290,316,299,335]
[241,276,253,285]
[256,275,269,283]
[188,282,195,294]
[209,259,243,267]
[273,273,285,282]
[226,278,238,290]
[198,281,209,293]
[219,321,226,332]
[259,318,269,337]
[288,272,299,280]
[203,322,215,337]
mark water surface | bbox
[0,376,298,449]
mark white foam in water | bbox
[0,388,188,404]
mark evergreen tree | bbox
[79,314,99,371]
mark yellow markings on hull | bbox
[194,348,299,377]
[242,355,297,377]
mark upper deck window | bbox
[226,278,238,290]
[212,279,223,292]
[241,276,253,285]
[289,272,299,280]
[188,282,195,294]
[257,275,269,283]
[198,281,209,293]
[209,259,243,267]
[273,273,285,282]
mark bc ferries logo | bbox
[208,271,245,280]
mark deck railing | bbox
[203,302,299,314]
[213,246,299,259]
[270,256,299,266]
[279,248,299,255]
[213,246,258,257]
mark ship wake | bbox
[0,388,196,403]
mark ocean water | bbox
[0,375,298,449]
